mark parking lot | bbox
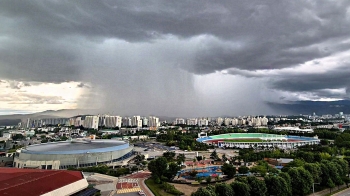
[133,142,172,151]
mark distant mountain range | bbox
[1,100,350,126]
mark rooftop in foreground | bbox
[0,168,87,196]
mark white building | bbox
[175,118,186,125]
[122,117,132,127]
[148,116,160,127]
[186,118,198,126]
[132,116,142,128]
[231,118,238,126]
[217,117,223,126]
[198,119,209,127]
[104,115,122,128]
[83,116,99,130]
[142,118,148,127]
[224,118,232,126]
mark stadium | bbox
[196,133,320,149]
[13,140,133,170]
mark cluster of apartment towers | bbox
[175,116,269,127]
[22,115,269,130]
[22,115,160,130]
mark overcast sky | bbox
[1,0,350,117]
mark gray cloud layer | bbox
[1,0,350,115]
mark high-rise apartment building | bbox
[217,117,223,126]
[198,119,209,127]
[83,116,99,130]
[104,115,122,128]
[122,117,132,127]
[148,116,160,128]
[186,118,198,126]
[175,118,186,125]
[132,116,142,128]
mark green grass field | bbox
[224,139,263,142]
[144,179,174,196]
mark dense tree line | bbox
[191,158,348,196]
[156,131,210,151]
[68,165,132,177]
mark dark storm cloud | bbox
[1,0,350,115]
[1,1,349,77]
[270,65,350,93]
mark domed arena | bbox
[14,140,133,170]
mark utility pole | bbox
[313,183,320,195]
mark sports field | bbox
[224,139,263,142]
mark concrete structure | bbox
[197,133,320,149]
[14,140,133,170]
[274,127,314,133]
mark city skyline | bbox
[1,1,350,116]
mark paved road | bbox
[333,187,350,196]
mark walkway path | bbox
[309,185,347,196]
[331,187,350,196]
[139,178,154,196]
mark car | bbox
[138,191,146,195]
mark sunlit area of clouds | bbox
[0,80,89,113]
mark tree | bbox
[238,166,249,174]
[320,139,329,145]
[163,151,176,162]
[177,153,186,165]
[288,167,313,196]
[247,176,267,196]
[191,187,216,196]
[206,176,212,183]
[12,134,24,141]
[279,172,292,196]
[196,177,203,183]
[265,175,290,196]
[164,162,180,180]
[231,181,250,196]
[222,154,228,162]
[250,165,267,176]
[303,163,322,183]
[287,168,302,196]
[335,133,350,147]
[327,178,335,194]
[210,150,219,160]
[215,183,235,196]
[135,154,145,162]
[221,163,236,178]
[148,157,168,181]
[196,156,203,161]
[188,170,198,178]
